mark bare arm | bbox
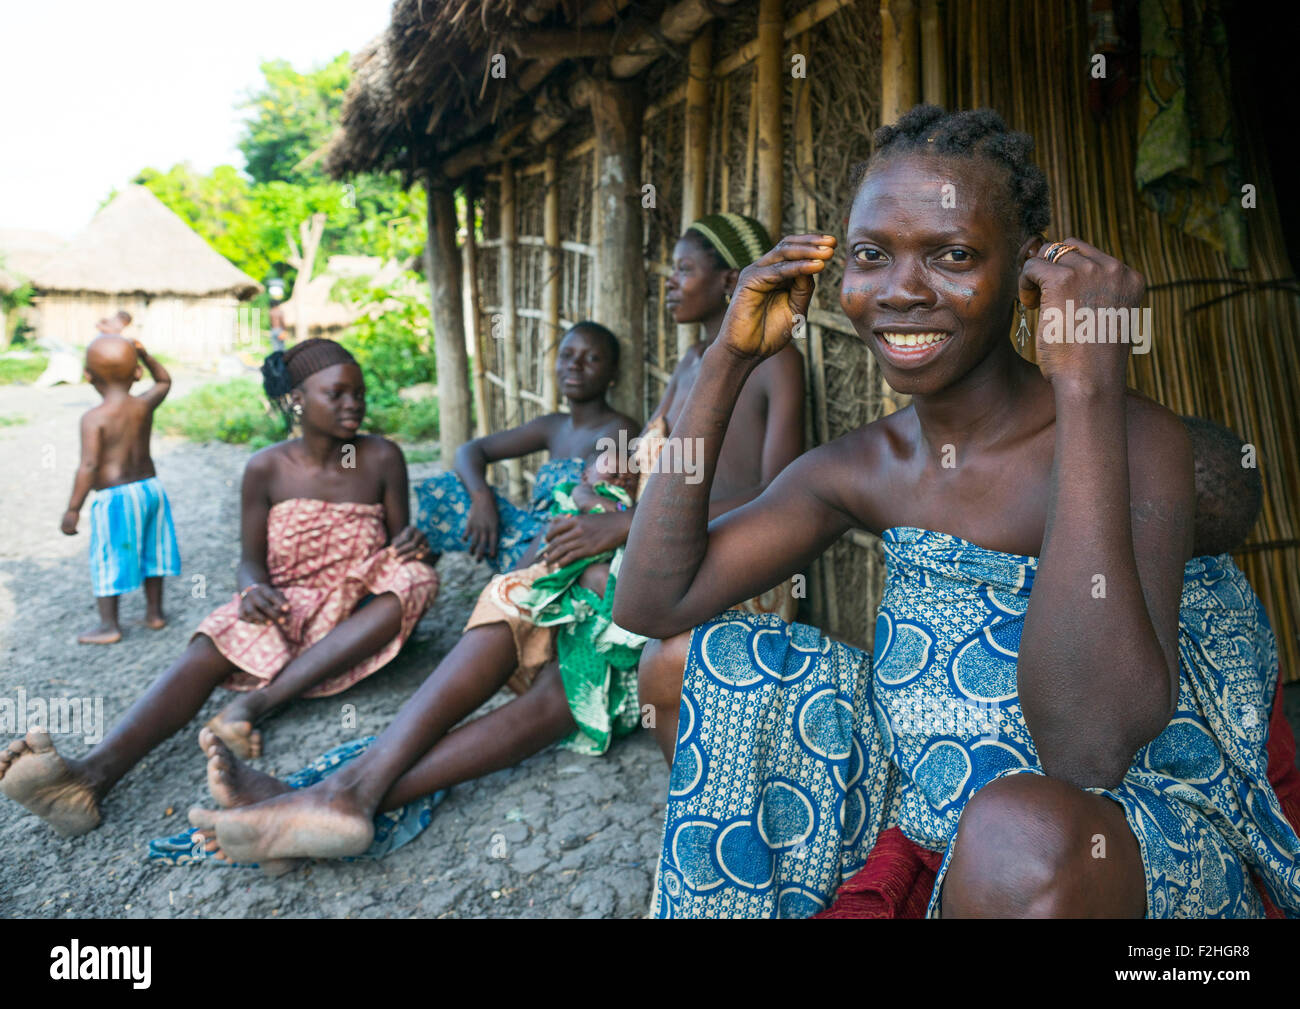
[233,451,289,625]
[613,234,840,636]
[132,341,171,407]
[61,413,102,532]
[377,437,411,538]
[376,437,430,563]
[453,414,557,497]
[1016,240,1192,789]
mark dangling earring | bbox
[1015,301,1031,351]
[724,289,732,305]
[292,402,303,419]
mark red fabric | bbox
[816,677,1300,919]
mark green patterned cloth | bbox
[1135,0,1246,268]
[516,482,648,755]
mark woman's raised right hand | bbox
[719,234,836,360]
[464,489,500,559]
[238,583,290,626]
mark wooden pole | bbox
[879,0,918,417]
[680,25,713,356]
[543,145,562,410]
[880,0,919,124]
[919,0,945,107]
[499,161,524,498]
[576,77,645,420]
[756,0,785,241]
[425,177,473,465]
[463,180,489,438]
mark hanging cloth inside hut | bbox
[1134,0,1247,268]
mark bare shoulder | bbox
[246,441,284,469]
[757,343,805,384]
[357,433,403,461]
[1124,390,1193,499]
[79,403,108,430]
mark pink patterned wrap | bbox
[196,498,438,697]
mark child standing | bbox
[61,334,180,644]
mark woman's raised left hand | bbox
[389,525,432,563]
[1019,237,1146,395]
[719,235,836,361]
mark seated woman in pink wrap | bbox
[0,338,438,838]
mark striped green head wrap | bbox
[685,213,772,270]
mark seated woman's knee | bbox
[943,775,1100,917]
[637,630,690,710]
[578,562,612,598]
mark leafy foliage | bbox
[125,55,426,292]
[0,353,48,384]
[156,378,284,447]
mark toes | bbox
[26,729,54,752]
[188,806,220,831]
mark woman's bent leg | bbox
[378,660,576,810]
[637,631,691,763]
[188,622,528,861]
[211,593,406,757]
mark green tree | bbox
[124,53,427,295]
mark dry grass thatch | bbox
[0,228,66,281]
[30,186,260,300]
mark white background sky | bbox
[1,0,396,238]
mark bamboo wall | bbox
[462,0,1300,676]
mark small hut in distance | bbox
[29,185,260,360]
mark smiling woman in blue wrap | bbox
[618,104,1300,919]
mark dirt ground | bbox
[3,376,1297,920]
[0,377,665,919]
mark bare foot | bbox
[195,728,299,875]
[77,624,122,645]
[144,614,167,630]
[0,730,101,836]
[199,727,288,809]
[189,786,374,862]
[203,711,263,760]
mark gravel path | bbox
[0,378,664,919]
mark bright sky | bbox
[0,0,396,238]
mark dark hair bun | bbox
[261,350,293,399]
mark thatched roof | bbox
[324,0,699,179]
[30,186,260,299]
[0,228,66,281]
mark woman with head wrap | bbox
[0,339,439,842]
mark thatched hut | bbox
[325,0,1300,679]
[28,185,260,360]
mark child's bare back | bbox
[62,335,179,643]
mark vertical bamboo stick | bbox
[463,182,489,439]
[756,0,784,240]
[879,0,918,418]
[681,25,713,356]
[499,160,524,499]
[543,145,561,410]
[919,0,945,106]
[880,0,919,124]
[426,177,472,464]
[719,76,731,213]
